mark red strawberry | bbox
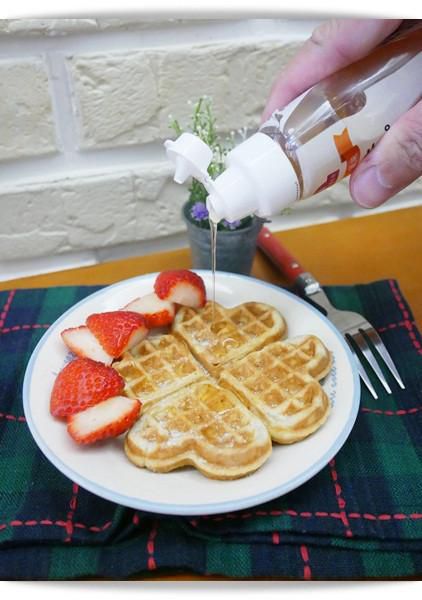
[123,293,175,328]
[50,358,125,418]
[86,311,148,358]
[61,326,113,365]
[67,395,141,444]
[154,270,206,308]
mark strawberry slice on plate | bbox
[50,357,125,418]
[61,326,113,365]
[154,269,206,308]
[86,311,148,358]
[123,292,175,328]
[67,395,141,444]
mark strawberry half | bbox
[86,311,148,358]
[67,395,141,444]
[154,269,206,308]
[50,358,125,418]
[123,292,175,328]
[61,326,113,365]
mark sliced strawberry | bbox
[154,269,206,308]
[50,358,125,418]
[123,293,175,328]
[61,326,113,365]
[67,395,141,444]
[86,311,148,358]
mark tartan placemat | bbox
[0,280,421,580]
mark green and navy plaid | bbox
[0,280,421,580]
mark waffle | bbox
[124,380,272,480]
[172,301,286,376]
[218,335,332,444]
[113,334,205,410]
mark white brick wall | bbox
[69,50,160,148]
[68,40,300,149]
[0,58,57,161]
[0,17,420,280]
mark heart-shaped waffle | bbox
[124,380,272,480]
[218,335,332,444]
[172,301,286,375]
[113,334,206,410]
[122,301,332,479]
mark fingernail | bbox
[351,165,393,208]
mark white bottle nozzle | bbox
[164,133,213,185]
[165,131,299,223]
[206,166,257,222]
[207,133,300,221]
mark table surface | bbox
[1,205,421,327]
[1,204,421,581]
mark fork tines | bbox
[346,326,405,399]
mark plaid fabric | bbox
[0,280,421,580]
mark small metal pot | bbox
[183,203,264,275]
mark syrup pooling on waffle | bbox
[172,301,287,375]
[119,297,332,478]
[113,334,205,410]
[124,380,272,480]
[218,336,332,444]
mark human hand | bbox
[262,19,422,208]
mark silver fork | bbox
[257,227,405,399]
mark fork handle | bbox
[257,227,321,296]
[257,227,306,281]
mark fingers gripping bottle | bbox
[165,25,422,223]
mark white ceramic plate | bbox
[23,271,360,516]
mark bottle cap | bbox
[164,133,213,186]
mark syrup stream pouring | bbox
[164,133,222,327]
[257,227,405,399]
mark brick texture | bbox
[68,40,300,149]
[0,165,186,260]
[0,58,57,161]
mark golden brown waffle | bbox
[218,335,332,444]
[120,301,332,479]
[113,334,205,410]
[124,380,272,480]
[172,301,286,375]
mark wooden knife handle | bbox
[257,226,305,282]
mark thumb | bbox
[350,100,422,208]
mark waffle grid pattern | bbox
[116,304,331,475]
[125,381,272,479]
[138,383,258,449]
[113,335,205,408]
[173,302,287,373]
[220,337,332,443]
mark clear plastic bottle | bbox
[165,24,422,223]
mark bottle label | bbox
[262,52,422,199]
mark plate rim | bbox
[23,270,360,515]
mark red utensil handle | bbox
[257,226,305,282]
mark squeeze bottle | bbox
[165,25,422,222]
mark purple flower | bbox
[190,202,209,221]
[222,219,241,230]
